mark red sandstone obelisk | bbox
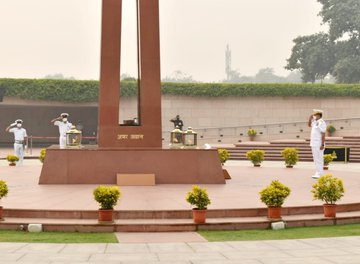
[39,0,225,185]
[98,0,162,148]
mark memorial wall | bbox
[1,95,359,145]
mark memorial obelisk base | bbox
[39,146,225,184]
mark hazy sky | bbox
[0,0,326,82]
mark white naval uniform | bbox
[9,127,27,165]
[54,121,72,149]
[310,118,327,177]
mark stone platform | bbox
[39,146,225,184]
[1,159,360,232]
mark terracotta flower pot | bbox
[286,165,293,168]
[323,204,337,217]
[323,166,329,170]
[9,163,16,166]
[98,209,114,222]
[267,206,282,219]
[254,164,261,167]
[192,209,207,224]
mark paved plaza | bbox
[0,151,360,211]
[1,148,360,263]
[1,236,360,263]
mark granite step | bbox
[2,210,360,232]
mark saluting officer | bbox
[5,119,27,165]
[308,109,327,179]
[51,113,72,149]
[170,115,184,130]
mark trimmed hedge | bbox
[1,78,360,103]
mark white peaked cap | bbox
[312,109,323,114]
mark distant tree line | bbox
[44,73,75,80]
[222,68,308,84]
[286,0,360,83]
[162,69,316,84]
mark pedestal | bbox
[39,146,225,184]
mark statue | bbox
[170,115,184,130]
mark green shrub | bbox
[185,185,211,210]
[324,154,334,166]
[6,155,19,163]
[247,128,257,137]
[260,180,291,207]
[281,148,299,167]
[161,82,360,98]
[2,78,360,103]
[246,150,265,165]
[39,149,46,163]
[93,186,121,210]
[0,180,8,199]
[326,124,336,134]
[218,148,230,165]
[312,174,345,204]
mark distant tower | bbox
[225,44,232,81]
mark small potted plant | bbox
[260,180,291,219]
[246,150,265,167]
[247,128,257,141]
[93,185,121,222]
[185,185,211,224]
[0,180,9,220]
[312,174,345,217]
[323,154,334,170]
[281,148,299,168]
[326,124,336,136]
[218,148,231,179]
[6,154,19,166]
[39,149,46,163]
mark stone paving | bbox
[1,147,360,263]
[115,232,207,243]
[1,236,360,263]
[1,158,360,211]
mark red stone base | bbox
[39,146,225,184]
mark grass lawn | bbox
[199,224,360,242]
[0,230,118,243]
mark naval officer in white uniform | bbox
[51,113,72,149]
[5,119,28,165]
[308,109,327,179]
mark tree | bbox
[318,0,360,83]
[332,56,360,83]
[222,69,256,83]
[44,73,75,80]
[120,73,137,81]
[254,68,286,83]
[223,69,242,83]
[318,0,360,40]
[286,33,335,83]
[162,70,196,83]
[286,0,360,83]
[285,70,302,83]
